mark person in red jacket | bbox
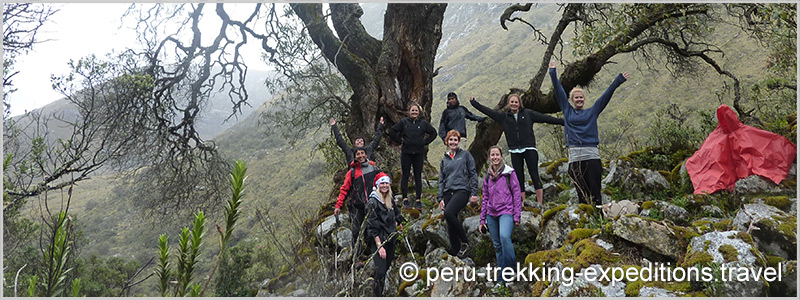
[335,148,380,264]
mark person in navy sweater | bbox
[470,94,563,204]
[438,92,486,142]
[548,61,630,206]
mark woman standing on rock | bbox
[549,61,630,206]
[479,146,522,289]
[470,94,563,204]
[366,172,404,297]
[437,130,479,258]
[389,102,438,209]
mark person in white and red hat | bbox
[366,172,405,296]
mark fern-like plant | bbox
[201,160,247,295]
[176,211,205,296]
[155,233,172,296]
[42,211,73,296]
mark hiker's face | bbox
[354,138,365,148]
[447,135,460,151]
[378,182,390,193]
[571,92,585,110]
[409,105,420,119]
[447,97,457,106]
[508,96,520,112]
[489,148,503,166]
[355,150,366,163]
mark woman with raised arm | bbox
[470,94,563,204]
[548,61,630,206]
[438,130,479,258]
[389,102,438,209]
[329,117,384,164]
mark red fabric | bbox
[686,105,796,194]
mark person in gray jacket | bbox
[438,92,486,142]
[437,130,479,258]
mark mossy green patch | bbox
[531,280,550,297]
[764,196,791,210]
[568,239,620,270]
[578,204,595,215]
[765,255,785,268]
[397,269,427,295]
[713,219,732,231]
[545,158,568,177]
[680,251,714,268]
[625,279,643,297]
[733,231,755,245]
[641,201,655,210]
[421,214,444,231]
[703,240,711,251]
[774,215,797,240]
[524,249,561,269]
[566,228,600,245]
[692,220,713,233]
[523,206,541,215]
[542,204,567,224]
[718,244,739,262]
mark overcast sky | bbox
[6,3,270,117]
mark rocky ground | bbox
[260,157,797,297]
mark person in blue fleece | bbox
[548,61,630,206]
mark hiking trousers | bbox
[372,238,396,296]
[401,152,425,200]
[510,148,542,190]
[443,190,470,256]
[486,214,516,283]
[568,159,602,206]
[348,203,367,258]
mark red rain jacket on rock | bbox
[686,105,796,194]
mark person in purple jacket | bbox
[479,146,522,289]
[548,61,630,206]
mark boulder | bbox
[421,212,450,251]
[541,182,561,203]
[642,169,671,190]
[732,203,797,259]
[612,215,685,260]
[769,260,797,297]
[639,286,677,297]
[425,248,476,297]
[514,211,542,242]
[335,228,352,249]
[701,205,725,218]
[602,159,636,187]
[734,175,781,194]
[603,159,670,194]
[535,205,590,251]
[316,213,350,248]
[686,231,767,297]
[558,189,579,204]
[654,200,690,225]
[550,264,626,297]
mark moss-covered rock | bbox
[612,215,686,260]
[733,203,797,259]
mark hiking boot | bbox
[414,200,423,209]
[403,199,410,208]
[457,242,471,258]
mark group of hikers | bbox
[331,62,630,296]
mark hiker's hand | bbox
[470,196,478,203]
[379,247,386,259]
[334,207,340,216]
[479,224,487,234]
[622,72,630,80]
[515,222,520,226]
[549,61,556,69]
[380,117,384,124]
[439,200,445,210]
[329,118,336,126]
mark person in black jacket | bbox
[389,102,437,209]
[438,130,479,258]
[334,148,381,264]
[470,94,563,204]
[366,172,405,296]
[330,117,384,164]
[438,92,486,142]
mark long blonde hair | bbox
[378,187,394,210]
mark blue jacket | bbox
[549,67,627,147]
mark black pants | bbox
[443,190,469,256]
[372,238,396,297]
[401,152,425,200]
[348,203,367,258]
[568,159,602,206]
[510,149,542,190]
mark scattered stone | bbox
[316,213,350,247]
[686,231,766,297]
[735,175,781,194]
[733,203,797,259]
[535,205,589,251]
[612,215,685,260]
[552,264,626,297]
[654,200,690,225]
[595,239,614,251]
[639,286,677,297]
[425,248,476,297]
[701,205,725,218]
